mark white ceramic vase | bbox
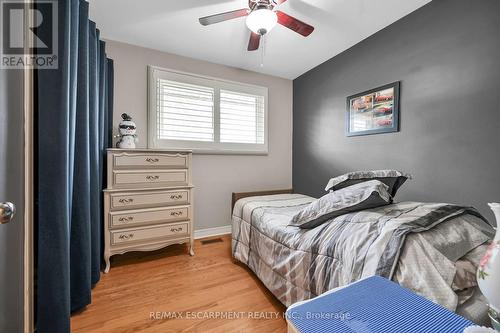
[477,203,500,330]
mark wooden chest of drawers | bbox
[103,149,194,273]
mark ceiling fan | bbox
[199,0,314,51]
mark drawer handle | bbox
[170,211,183,217]
[118,198,134,204]
[146,175,160,181]
[170,227,183,233]
[170,194,183,200]
[118,216,134,222]
[145,157,159,163]
[118,233,134,240]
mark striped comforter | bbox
[231,194,493,308]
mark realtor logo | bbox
[1,0,58,69]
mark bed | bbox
[231,191,495,326]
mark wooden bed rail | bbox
[231,189,294,213]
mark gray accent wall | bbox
[293,0,500,223]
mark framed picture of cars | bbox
[346,81,400,136]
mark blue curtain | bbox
[37,0,113,331]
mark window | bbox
[155,80,215,142]
[148,66,268,154]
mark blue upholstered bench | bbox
[286,276,474,333]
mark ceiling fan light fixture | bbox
[246,9,277,35]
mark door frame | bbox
[22,49,34,333]
[23,2,34,332]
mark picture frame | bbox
[346,81,400,137]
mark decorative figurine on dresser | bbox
[115,113,138,149]
[103,149,194,273]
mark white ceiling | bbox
[88,0,431,79]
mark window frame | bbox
[148,66,269,155]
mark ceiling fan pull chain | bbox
[260,35,266,67]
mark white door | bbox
[0,66,26,330]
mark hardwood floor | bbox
[71,235,287,333]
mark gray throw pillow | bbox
[324,169,411,197]
[290,180,391,229]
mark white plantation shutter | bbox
[220,90,265,144]
[149,67,268,154]
[156,79,214,142]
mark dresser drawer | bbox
[112,152,188,169]
[112,169,188,188]
[111,222,189,246]
[110,189,189,210]
[110,206,190,229]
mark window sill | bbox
[149,140,268,156]
[190,148,268,156]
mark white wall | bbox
[105,40,293,231]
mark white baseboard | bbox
[194,225,232,239]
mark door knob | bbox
[0,202,16,224]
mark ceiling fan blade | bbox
[247,32,261,51]
[199,9,249,26]
[276,11,314,37]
